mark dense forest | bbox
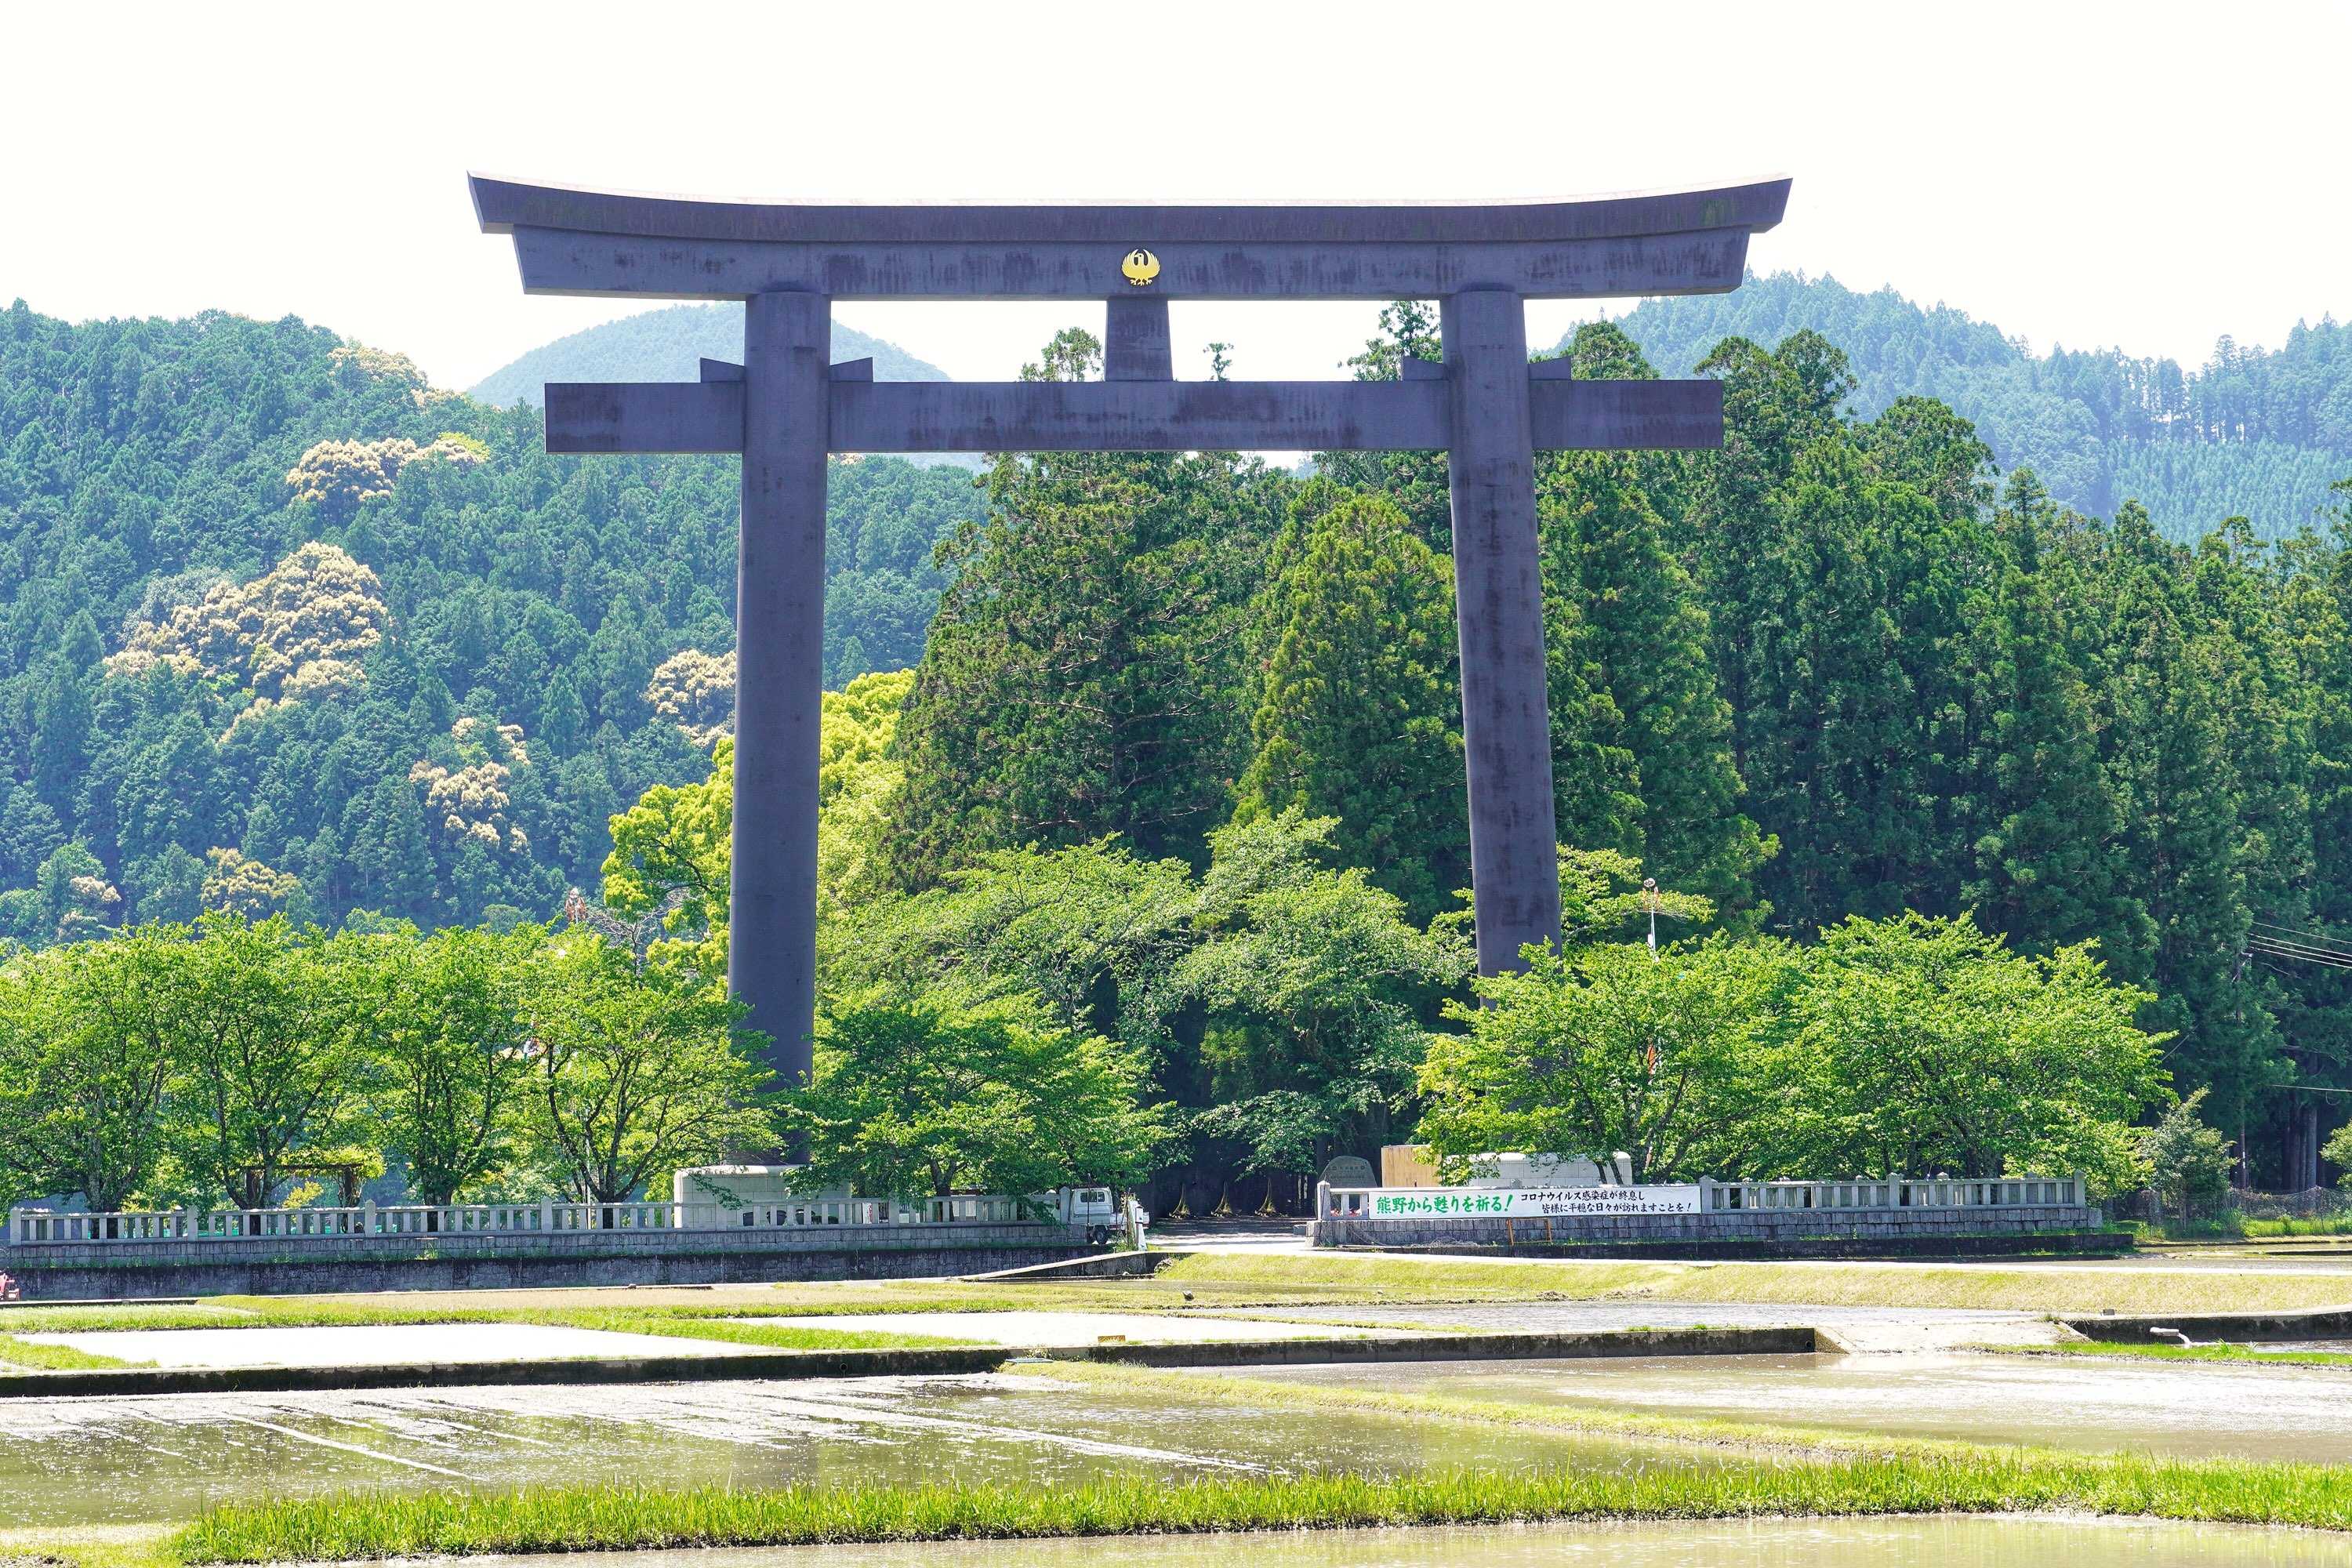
[7,280,2352,1201]
[0,301,985,941]
[770,312,2350,1197]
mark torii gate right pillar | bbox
[1444,287,1562,973]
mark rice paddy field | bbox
[2,1247,2349,1565]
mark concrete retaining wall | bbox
[2063,1306,2352,1344]
[0,1222,1090,1300]
[1312,1203,2110,1254]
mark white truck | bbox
[1054,1185,1151,1250]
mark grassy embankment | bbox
[9,1250,2350,1341]
[165,1450,2352,1561]
[1143,1250,2352,1317]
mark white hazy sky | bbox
[2,2,2346,390]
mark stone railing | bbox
[8,1192,1036,1247]
[1318,1173,2085,1221]
[1702,1175,2085,1212]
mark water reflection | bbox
[0,1371,1706,1527]
[1214,1352,2352,1461]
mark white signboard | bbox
[1354,1185,1702,1220]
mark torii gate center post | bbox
[472,174,1791,1089]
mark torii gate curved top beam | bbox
[472,172,1791,1105]
[469,174,1789,302]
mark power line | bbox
[2251,917,2352,956]
[2249,938,2352,965]
[2246,937,2352,971]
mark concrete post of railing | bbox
[539,1197,554,1232]
[1315,1180,1331,1220]
[361,1200,376,1237]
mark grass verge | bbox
[2244,1216,2352,1238]
[536,1308,975,1352]
[1987,1341,2352,1370]
[170,1450,2352,1560]
[0,1302,967,1359]
[0,1334,143,1371]
[9,1247,2350,1340]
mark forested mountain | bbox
[0,300,984,942]
[467,303,949,408]
[9,282,2352,1195]
[1584,272,2352,539]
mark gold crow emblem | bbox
[1120,249,1160,286]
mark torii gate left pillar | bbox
[470,173,1791,1088]
[733,290,830,1073]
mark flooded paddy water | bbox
[1212,1350,2352,1462]
[0,1369,1716,1529]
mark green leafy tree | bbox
[1180,812,1472,1174]
[0,928,183,1210]
[165,914,375,1207]
[521,934,771,1204]
[364,924,543,1205]
[601,668,918,974]
[2139,1086,2235,1220]
[1417,936,1793,1181]
[1524,846,1718,949]
[2325,1120,2352,1191]
[1772,914,2167,1192]
[829,836,1196,1047]
[782,989,1171,1200]
[131,845,207,924]
[1539,433,1766,914]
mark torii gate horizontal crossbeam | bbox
[503,228,1756,303]
[543,376,1724,456]
[473,174,1790,302]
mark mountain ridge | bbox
[467,303,950,408]
[1573,271,2350,536]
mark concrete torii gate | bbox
[471,173,1790,1088]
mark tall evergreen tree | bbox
[1233,490,1465,924]
[1539,325,1769,918]
[1962,527,2135,956]
[887,332,1287,881]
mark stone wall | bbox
[1312,1203,2108,1253]
[0,1221,1089,1300]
